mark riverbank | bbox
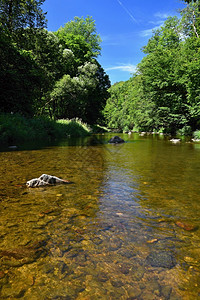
[0,113,91,145]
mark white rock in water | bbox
[26,174,70,188]
[170,139,181,143]
[26,178,50,187]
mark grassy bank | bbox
[0,113,91,145]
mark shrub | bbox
[193,130,200,140]
[176,125,192,136]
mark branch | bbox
[192,9,199,38]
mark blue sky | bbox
[42,0,186,84]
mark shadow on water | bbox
[0,133,199,299]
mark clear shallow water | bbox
[0,133,199,299]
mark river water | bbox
[0,133,199,299]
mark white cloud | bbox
[106,64,137,73]
[140,11,169,37]
[154,12,169,19]
[149,20,164,26]
[140,26,160,37]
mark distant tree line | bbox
[0,0,110,124]
[103,0,200,134]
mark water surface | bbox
[0,133,199,299]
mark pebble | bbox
[147,239,158,244]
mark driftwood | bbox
[26,174,71,188]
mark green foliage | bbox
[0,3,110,126]
[55,32,93,70]
[0,30,44,116]
[177,125,192,136]
[0,113,90,144]
[104,11,200,134]
[56,16,101,58]
[0,0,47,34]
[50,61,110,124]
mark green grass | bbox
[0,113,91,145]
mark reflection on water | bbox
[0,133,199,299]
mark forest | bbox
[104,0,200,136]
[0,0,110,133]
[0,0,200,143]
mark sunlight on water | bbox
[0,133,199,299]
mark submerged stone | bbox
[127,286,142,299]
[146,251,176,269]
[161,285,172,299]
[118,249,136,258]
[118,263,131,274]
[111,279,124,287]
[131,265,145,281]
[175,221,199,232]
[108,238,122,251]
[92,237,102,245]
[0,239,48,267]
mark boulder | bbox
[108,136,125,144]
[26,174,71,188]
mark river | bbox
[0,133,199,299]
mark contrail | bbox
[117,0,138,24]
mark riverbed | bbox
[0,133,199,299]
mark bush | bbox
[193,130,200,140]
[176,126,192,136]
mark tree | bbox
[51,16,110,124]
[135,17,190,132]
[0,29,44,115]
[0,0,47,34]
[49,61,110,123]
[0,1,49,116]
[56,16,102,59]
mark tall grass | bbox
[0,113,91,145]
